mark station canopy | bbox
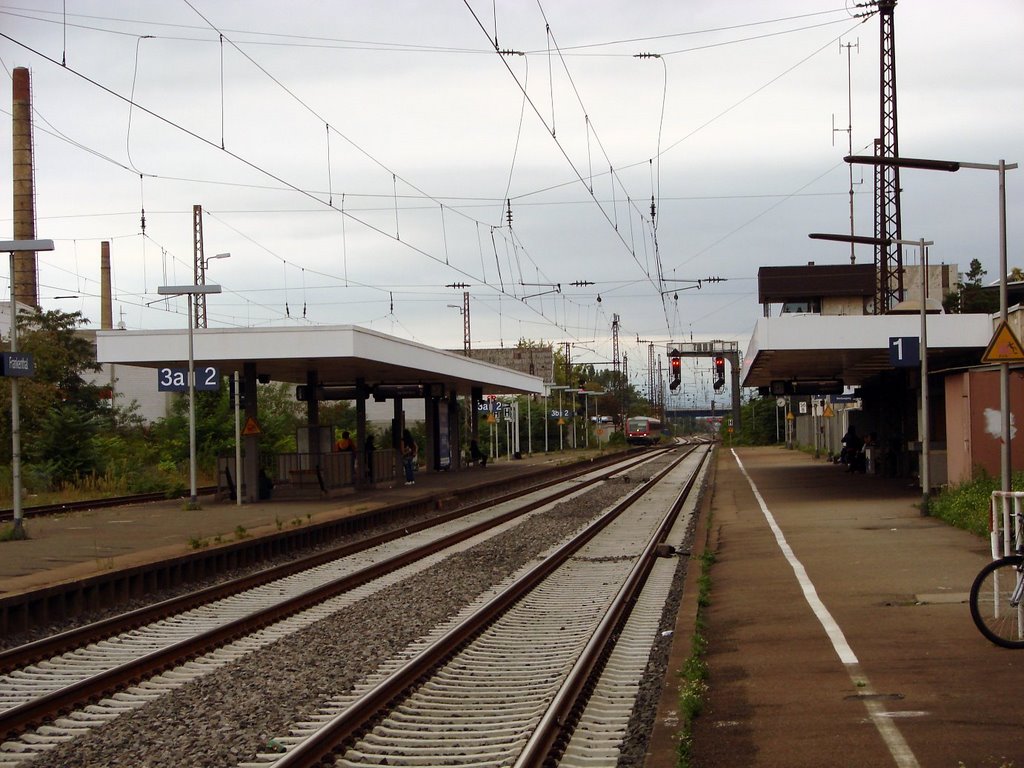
[96,325,544,397]
[742,313,993,392]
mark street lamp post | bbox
[158,283,222,508]
[896,237,935,512]
[2,238,54,539]
[846,153,1017,493]
[204,252,231,271]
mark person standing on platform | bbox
[401,429,418,485]
[334,430,354,452]
[364,434,375,483]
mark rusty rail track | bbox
[267,444,709,767]
[0,448,669,741]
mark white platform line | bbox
[731,449,920,768]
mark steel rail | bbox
[516,443,710,765]
[0,449,669,739]
[268,444,701,768]
[0,448,664,674]
[0,448,663,675]
[0,487,219,522]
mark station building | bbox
[740,263,1024,490]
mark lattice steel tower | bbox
[873,0,904,312]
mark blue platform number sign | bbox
[158,366,220,392]
[1,352,34,378]
[889,337,920,368]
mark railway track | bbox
[251,443,710,767]
[0,487,219,523]
[0,447,687,764]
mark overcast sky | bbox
[1,1,1022,404]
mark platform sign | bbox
[888,337,920,368]
[1,352,34,377]
[157,365,220,392]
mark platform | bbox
[0,449,596,599]
[647,446,1024,767]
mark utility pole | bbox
[873,0,903,312]
[611,314,621,424]
[193,205,208,328]
[834,39,860,265]
[647,343,655,404]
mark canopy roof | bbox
[96,324,544,396]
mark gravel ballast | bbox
[24,457,696,767]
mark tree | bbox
[945,258,999,314]
[0,309,114,486]
[150,380,305,473]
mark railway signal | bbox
[669,355,681,390]
[713,355,725,390]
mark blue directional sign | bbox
[1,352,34,378]
[157,366,220,392]
[888,337,920,367]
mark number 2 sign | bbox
[158,366,220,391]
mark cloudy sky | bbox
[1,1,1022,404]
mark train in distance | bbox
[625,416,664,445]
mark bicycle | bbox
[970,504,1024,648]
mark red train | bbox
[625,416,663,445]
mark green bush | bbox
[929,469,1024,537]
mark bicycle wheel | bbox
[970,555,1024,649]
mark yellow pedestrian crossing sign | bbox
[982,321,1024,363]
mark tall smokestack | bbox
[100,241,112,329]
[12,66,39,309]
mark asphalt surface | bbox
[648,446,1024,768]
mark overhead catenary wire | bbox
[0,32,583,339]
[463,0,670,333]
[0,4,885,359]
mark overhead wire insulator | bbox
[506,199,513,228]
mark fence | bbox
[216,449,397,499]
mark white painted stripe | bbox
[731,450,857,664]
[731,450,920,768]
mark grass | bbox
[928,471,1018,537]
[0,523,29,542]
[676,548,716,767]
[0,467,207,509]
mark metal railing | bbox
[990,491,1024,558]
[216,450,398,499]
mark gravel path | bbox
[26,459,690,767]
